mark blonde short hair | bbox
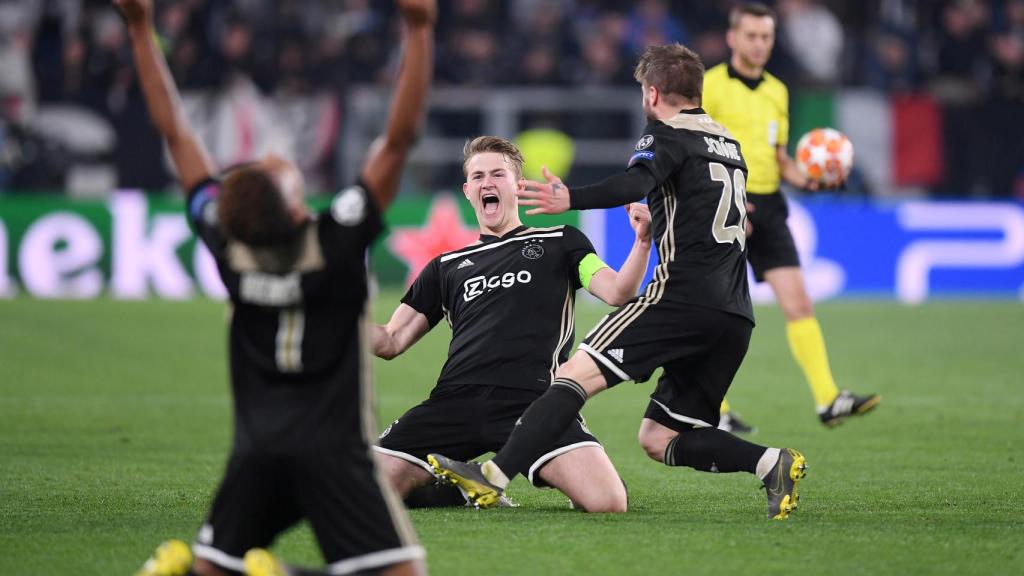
[462,136,525,180]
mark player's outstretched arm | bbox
[520,165,658,214]
[586,203,652,306]
[360,0,437,212]
[114,0,215,192]
[371,303,432,360]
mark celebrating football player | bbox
[372,136,651,513]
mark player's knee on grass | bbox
[572,480,628,513]
[540,446,627,513]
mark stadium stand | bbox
[0,0,1021,198]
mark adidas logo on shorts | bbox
[458,258,475,269]
[608,348,624,363]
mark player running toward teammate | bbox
[429,44,807,520]
[372,136,651,513]
[704,3,880,431]
[120,0,435,574]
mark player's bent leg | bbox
[485,352,609,486]
[656,423,765,474]
[637,418,678,463]
[538,446,627,513]
[431,353,614,505]
[556,351,611,397]
[373,450,435,498]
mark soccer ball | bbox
[794,128,853,187]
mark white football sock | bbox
[481,460,510,489]
[755,448,782,480]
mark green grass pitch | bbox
[1,295,1022,574]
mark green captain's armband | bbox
[578,253,610,290]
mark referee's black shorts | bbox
[746,191,800,281]
[374,385,602,487]
[579,301,752,430]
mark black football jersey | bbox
[187,178,382,453]
[625,108,754,323]
[402,225,597,392]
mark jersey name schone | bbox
[403,225,597,392]
[626,109,754,323]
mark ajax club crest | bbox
[522,242,545,260]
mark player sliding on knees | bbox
[118,0,437,574]
[429,44,807,519]
[372,136,650,512]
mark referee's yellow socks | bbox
[719,398,731,414]
[786,317,840,408]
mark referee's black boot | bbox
[818,390,881,427]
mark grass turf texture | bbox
[1,295,1022,575]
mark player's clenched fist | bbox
[626,203,651,242]
[398,0,437,27]
[112,0,152,27]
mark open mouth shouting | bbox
[482,192,500,216]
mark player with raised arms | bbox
[430,43,808,520]
[118,0,436,574]
[372,136,652,512]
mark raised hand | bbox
[112,0,153,28]
[517,166,571,216]
[397,0,437,27]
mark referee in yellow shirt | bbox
[703,3,880,429]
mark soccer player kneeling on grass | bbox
[372,136,652,513]
[430,43,808,520]
[117,0,436,573]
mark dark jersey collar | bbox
[727,63,765,91]
[479,224,528,242]
[677,107,707,115]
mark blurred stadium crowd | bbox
[0,0,1022,198]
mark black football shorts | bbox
[746,191,800,281]
[579,301,752,430]
[375,385,602,487]
[193,446,423,575]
